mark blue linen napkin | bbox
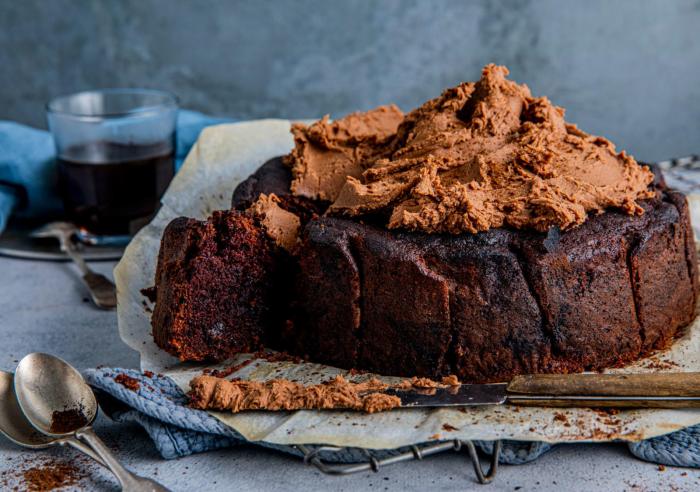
[0,110,232,234]
[85,368,700,467]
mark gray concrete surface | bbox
[1,256,699,490]
[2,0,700,163]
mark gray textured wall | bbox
[1,0,699,162]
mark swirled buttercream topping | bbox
[288,64,655,234]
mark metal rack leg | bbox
[463,440,501,484]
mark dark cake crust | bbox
[232,158,699,382]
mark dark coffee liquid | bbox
[58,141,175,235]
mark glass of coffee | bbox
[47,89,178,238]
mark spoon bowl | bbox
[30,221,78,244]
[14,353,97,437]
[0,371,54,448]
[0,370,106,465]
[14,353,170,491]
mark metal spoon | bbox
[14,353,169,492]
[31,222,117,309]
[0,371,106,466]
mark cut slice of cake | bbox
[150,209,278,361]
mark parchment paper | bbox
[116,119,700,449]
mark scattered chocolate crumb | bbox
[206,351,306,379]
[259,351,303,364]
[143,370,154,378]
[141,300,153,313]
[208,358,255,378]
[553,412,568,423]
[141,286,157,302]
[114,373,140,391]
[442,423,459,432]
[50,408,88,434]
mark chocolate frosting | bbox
[285,105,404,202]
[189,375,401,413]
[188,374,464,413]
[287,64,655,234]
[246,193,300,252]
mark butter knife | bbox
[386,373,700,408]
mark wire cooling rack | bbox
[295,440,502,485]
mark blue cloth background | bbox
[0,110,231,233]
[84,368,700,468]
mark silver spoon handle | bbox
[76,427,170,492]
[64,245,91,276]
[62,237,117,309]
[63,436,107,467]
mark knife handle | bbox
[506,372,700,408]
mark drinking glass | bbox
[47,89,178,238]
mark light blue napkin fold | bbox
[0,110,232,234]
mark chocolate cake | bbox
[231,157,698,381]
[150,64,698,382]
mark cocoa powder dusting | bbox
[0,457,89,491]
[50,408,88,434]
[23,463,85,491]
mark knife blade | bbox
[383,372,700,409]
